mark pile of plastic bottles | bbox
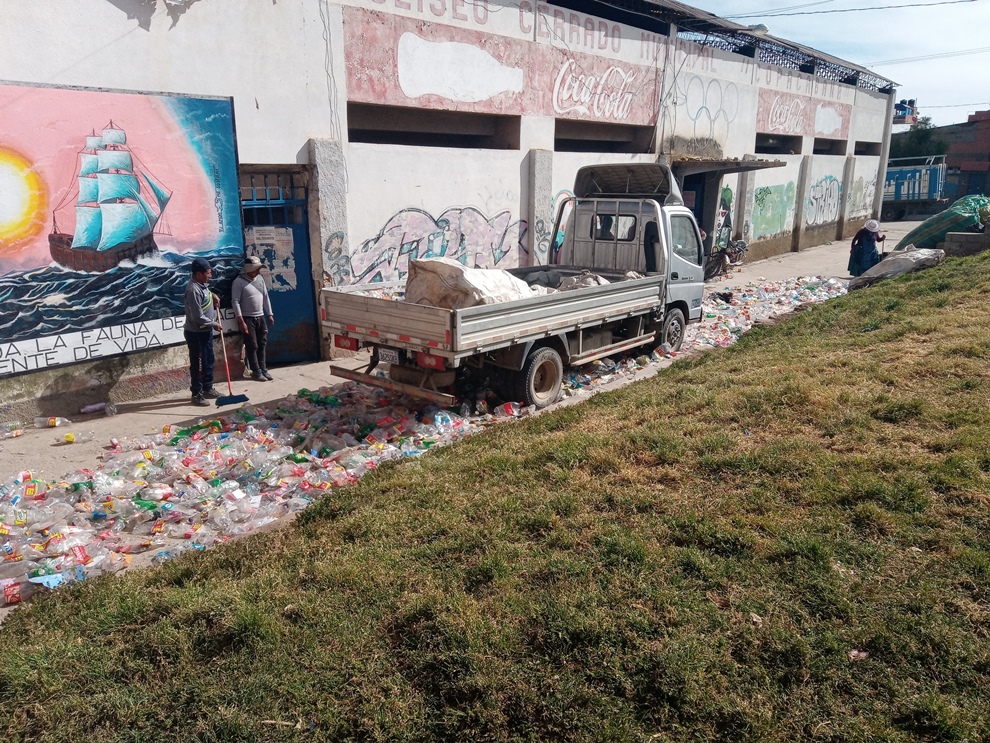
[0,274,847,607]
[0,385,493,607]
[688,277,847,349]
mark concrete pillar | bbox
[527,148,554,265]
[308,138,349,284]
[308,138,350,359]
[874,90,897,219]
[837,154,856,240]
[791,154,813,251]
[736,156,756,242]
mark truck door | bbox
[664,209,705,321]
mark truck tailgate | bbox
[321,284,454,351]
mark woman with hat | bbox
[848,219,886,277]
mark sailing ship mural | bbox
[49,122,173,272]
[0,83,243,376]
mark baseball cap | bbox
[244,256,264,271]
[190,257,211,273]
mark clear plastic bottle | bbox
[0,429,23,440]
[54,431,95,445]
[35,416,72,428]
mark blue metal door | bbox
[241,172,320,364]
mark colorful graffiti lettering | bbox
[322,231,351,287]
[806,175,841,226]
[848,175,876,218]
[347,207,522,284]
[752,182,796,238]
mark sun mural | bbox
[0,146,46,250]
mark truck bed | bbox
[320,266,666,365]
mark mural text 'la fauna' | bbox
[0,313,235,377]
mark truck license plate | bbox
[378,347,400,365]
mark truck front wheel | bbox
[660,308,686,351]
[513,347,563,409]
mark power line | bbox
[922,102,990,108]
[729,2,836,19]
[867,45,990,66]
[725,0,977,18]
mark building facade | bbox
[0,0,894,412]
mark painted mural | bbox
[756,89,851,140]
[752,182,796,239]
[806,175,841,226]
[344,8,661,126]
[0,83,242,377]
[714,186,734,250]
[334,207,522,285]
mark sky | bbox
[685,0,990,128]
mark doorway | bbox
[240,171,320,365]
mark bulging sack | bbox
[404,257,534,309]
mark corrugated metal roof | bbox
[590,0,896,91]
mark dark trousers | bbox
[243,315,269,373]
[185,329,215,396]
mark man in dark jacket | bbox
[183,257,222,406]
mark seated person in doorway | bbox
[848,219,886,277]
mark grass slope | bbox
[3,255,990,742]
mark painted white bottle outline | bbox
[398,33,524,103]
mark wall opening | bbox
[755,133,802,155]
[554,119,654,153]
[855,141,882,156]
[813,138,847,156]
[348,103,520,149]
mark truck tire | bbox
[881,204,906,222]
[660,308,686,351]
[513,347,563,409]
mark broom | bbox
[216,321,249,407]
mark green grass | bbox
[4,254,990,741]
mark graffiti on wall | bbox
[752,182,796,239]
[806,175,841,226]
[847,175,877,218]
[0,83,242,377]
[336,207,522,284]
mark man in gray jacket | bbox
[232,256,275,381]
[183,256,222,406]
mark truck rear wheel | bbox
[660,308,686,351]
[513,347,563,409]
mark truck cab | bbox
[550,163,706,335]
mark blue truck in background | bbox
[882,155,951,221]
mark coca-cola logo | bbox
[768,95,806,134]
[553,58,636,120]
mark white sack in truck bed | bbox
[404,257,534,309]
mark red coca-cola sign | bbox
[552,58,636,121]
